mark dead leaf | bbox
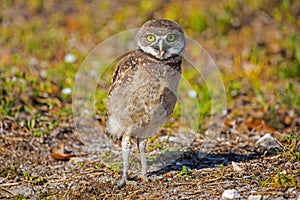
[245,119,276,133]
[50,142,76,161]
[50,152,76,161]
[224,119,235,127]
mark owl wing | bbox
[108,51,139,95]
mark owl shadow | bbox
[148,149,278,176]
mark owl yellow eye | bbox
[146,35,155,42]
[167,34,175,42]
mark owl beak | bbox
[158,39,165,58]
[158,50,165,58]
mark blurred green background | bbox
[0,0,299,136]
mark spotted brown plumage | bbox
[106,19,185,188]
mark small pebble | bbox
[248,195,262,200]
[243,175,251,179]
[232,161,242,172]
[222,189,240,199]
[255,133,282,150]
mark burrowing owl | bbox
[106,19,185,188]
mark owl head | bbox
[137,19,185,60]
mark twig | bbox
[0,119,3,135]
[1,136,26,142]
[0,187,15,196]
[173,182,198,186]
[205,181,227,186]
[62,183,73,200]
[0,182,22,187]
[202,173,234,184]
[2,115,15,121]
[266,154,282,160]
[48,171,105,183]
[256,191,286,195]
[127,189,142,198]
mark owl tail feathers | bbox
[106,116,124,139]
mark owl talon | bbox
[117,176,127,189]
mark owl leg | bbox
[118,133,131,188]
[137,138,148,179]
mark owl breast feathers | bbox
[106,49,182,139]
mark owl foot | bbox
[116,176,139,189]
[138,174,150,183]
[116,178,127,189]
[116,173,128,189]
